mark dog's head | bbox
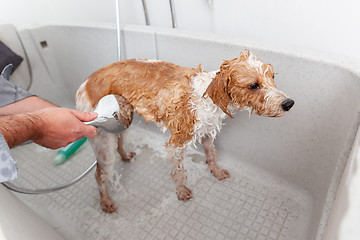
[205,50,294,118]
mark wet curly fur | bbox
[76,50,294,213]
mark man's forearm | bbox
[0,113,41,148]
[0,96,57,116]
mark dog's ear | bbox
[204,60,233,118]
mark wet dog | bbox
[76,50,294,213]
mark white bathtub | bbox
[1,24,360,240]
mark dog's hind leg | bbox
[89,130,118,213]
[202,135,231,180]
[94,162,115,213]
[171,148,193,201]
[117,132,136,162]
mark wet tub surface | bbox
[12,126,310,240]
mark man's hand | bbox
[0,107,98,149]
[31,108,98,149]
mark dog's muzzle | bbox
[281,98,295,111]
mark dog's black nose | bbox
[281,98,295,111]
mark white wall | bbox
[1,0,359,60]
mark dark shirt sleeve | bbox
[0,64,31,182]
[0,64,33,108]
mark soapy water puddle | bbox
[11,126,308,240]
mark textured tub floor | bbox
[10,127,310,240]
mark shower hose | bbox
[2,160,97,194]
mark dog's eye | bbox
[249,83,260,90]
[272,74,275,79]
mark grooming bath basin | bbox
[1,24,360,240]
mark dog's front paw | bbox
[100,198,116,213]
[176,186,193,201]
[212,168,231,180]
[122,152,136,162]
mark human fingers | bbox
[79,124,97,138]
[70,110,98,138]
[71,110,98,122]
[33,108,97,148]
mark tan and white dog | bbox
[76,50,294,213]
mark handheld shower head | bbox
[84,94,133,133]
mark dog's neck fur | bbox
[189,71,228,145]
[203,68,234,118]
